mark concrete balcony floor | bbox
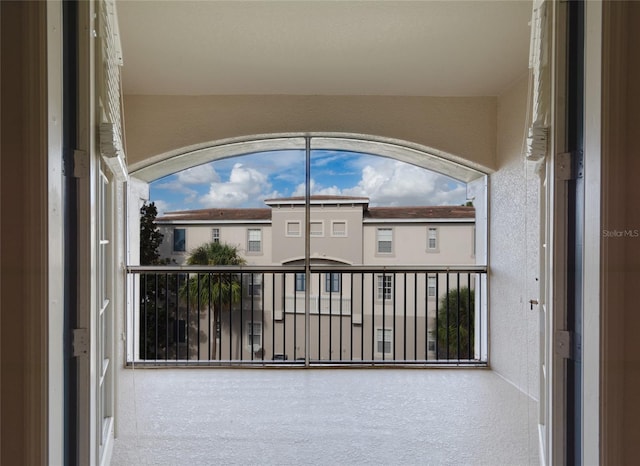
[112,368,539,465]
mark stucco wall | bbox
[489,74,540,400]
[123,95,497,172]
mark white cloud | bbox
[296,159,467,206]
[176,164,220,184]
[199,163,278,208]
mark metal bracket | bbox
[73,328,89,357]
[556,152,573,180]
[555,330,571,359]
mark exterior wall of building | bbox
[490,73,540,400]
[271,204,365,264]
[158,223,273,265]
[363,223,476,265]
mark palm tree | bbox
[180,242,246,359]
[437,286,475,360]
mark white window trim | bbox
[285,220,302,237]
[376,328,393,354]
[376,274,393,301]
[211,227,220,243]
[246,228,262,254]
[428,276,437,298]
[427,227,439,253]
[331,220,348,237]
[376,227,394,255]
[310,220,324,237]
[246,321,263,350]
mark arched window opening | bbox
[127,135,488,366]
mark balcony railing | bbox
[125,265,487,366]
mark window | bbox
[331,221,347,237]
[211,228,220,243]
[286,221,301,237]
[246,322,262,349]
[428,276,436,297]
[377,228,393,254]
[428,227,438,251]
[172,319,187,344]
[247,228,262,253]
[376,328,392,354]
[377,274,393,300]
[325,273,341,292]
[295,273,306,292]
[173,228,186,252]
[245,274,262,297]
[310,221,323,236]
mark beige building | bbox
[154,196,477,362]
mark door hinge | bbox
[556,150,584,181]
[555,330,571,359]
[555,152,573,180]
[73,328,89,357]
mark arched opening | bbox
[127,134,488,366]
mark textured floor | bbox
[111,368,539,465]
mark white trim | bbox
[130,133,490,183]
[157,219,271,225]
[309,220,324,237]
[285,220,302,237]
[363,218,474,224]
[582,0,602,462]
[331,220,348,237]
[47,2,64,464]
[265,197,369,207]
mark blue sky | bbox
[150,150,467,214]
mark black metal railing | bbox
[126,265,487,366]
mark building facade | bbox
[151,196,477,362]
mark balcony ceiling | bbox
[117,0,532,97]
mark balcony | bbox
[111,368,539,465]
[125,265,488,366]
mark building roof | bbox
[158,208,272,222]
[365,205,475,220]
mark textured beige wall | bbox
[489,73,540,400]
[123,95,497,171]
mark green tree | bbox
[437,286,475,360]
[180,242,246,359]
[139,201,177,359]
[139,201,164,265]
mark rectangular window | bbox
[325,273,341,292]
[377,275,393,300]
[172,319,187,344]
[211,228,220,243]
[246,322,262,349]
[247,228,262,253]
[376,328,392,354]
[173,228,186,252]
[310,221,324,236]
[377,228,393,254]
[286,221,301,237]
[331,221,347,237]
[428,227,438,250]
[428,276,437,297]
[295,273,306,292]
[245,273,262,297]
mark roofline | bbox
[363,218,474,224]
[157,219,271,225]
